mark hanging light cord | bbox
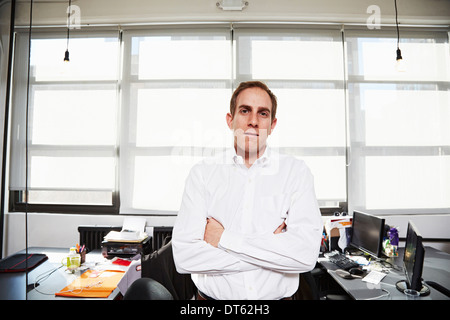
[66,0,71,52]
[394,0,400,49]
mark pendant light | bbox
[394,0,405,72]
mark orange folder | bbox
[55,269,125,298]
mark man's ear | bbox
[226,113,233,130]
[270,117,277,133]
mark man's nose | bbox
[248,113,258,127]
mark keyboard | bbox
[325,251,360,270]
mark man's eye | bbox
[240,109,249,114]
[260,112,269,117]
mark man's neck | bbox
[235,145,267,168]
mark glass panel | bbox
[30,156,115,190]
[30,37,119,81]
[28,190,112,205]
[234,29,347,209]
[365,156,450,209]
[132,156,203,211]
[32,88,117,145]
[251,40,344,80]
[300,156,347,203]
[363,87,450,146]
[271,88,346,147]
[137,38,230,80]
[347,31,450,214]
[9,34,119,211]
[136,88,230,148]
[359,39,450,81]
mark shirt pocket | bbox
[254,194,290,232]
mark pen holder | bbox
[80,249,86,264]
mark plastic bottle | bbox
[67,247,81,272]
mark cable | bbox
[57,280,104,295]
[24,0,34,298]
[394,0,400,49]
[66,0,71,50]
[32,264,65,296]
[364,288,391,300]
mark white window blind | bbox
[346,29,450,214]
[8,24,449,216]
[9,33,120,206]
[119,28,232,213]
[233,27,347,207]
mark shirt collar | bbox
[230,146,272,167]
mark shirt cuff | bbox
[219,229,244,253]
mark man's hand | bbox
[204,218,285,248]
[204,217,224,248]
[274,221,287,234]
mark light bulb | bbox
[395,48,405,72]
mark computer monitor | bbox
[349,211,385,258]
[396,221,430,296]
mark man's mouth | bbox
[244,131,259,137]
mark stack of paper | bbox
[104,217,148,243]
[104,231,148,242]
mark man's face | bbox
[226,87,277,156]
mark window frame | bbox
[118,26,233,215]
[8,29,121,214]
[233,26,348,211]
[345,27,450,216]
[7,24,449,216]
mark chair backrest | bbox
[141,240,196,300]
[294,271,320,300]
[123,277,173,300]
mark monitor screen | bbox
[349,211,385,258]
[403,221,425,291]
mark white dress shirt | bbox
[172,147,323,300]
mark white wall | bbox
[2,0,450,256]
[4,212,176,256]
[13,0,450,26]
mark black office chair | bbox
[123,277,173,300]
[140,239,196,300]
[296,271,320,300]
[295,265,351,300]
[311,265,352,300]
[293,267,324,300]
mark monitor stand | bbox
[395,280,430,296]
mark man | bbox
[172,81,323,300]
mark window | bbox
[346,29,450,214]
[233,26,347,208]
[8,24,449,216]
[9,33,120,212]
[119,27,232,213]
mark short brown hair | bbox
[229,81,277,122]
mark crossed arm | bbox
[172,163,323,275]
[204,217,286,247]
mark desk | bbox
[319,247,450,300]
[0,247,129,300]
